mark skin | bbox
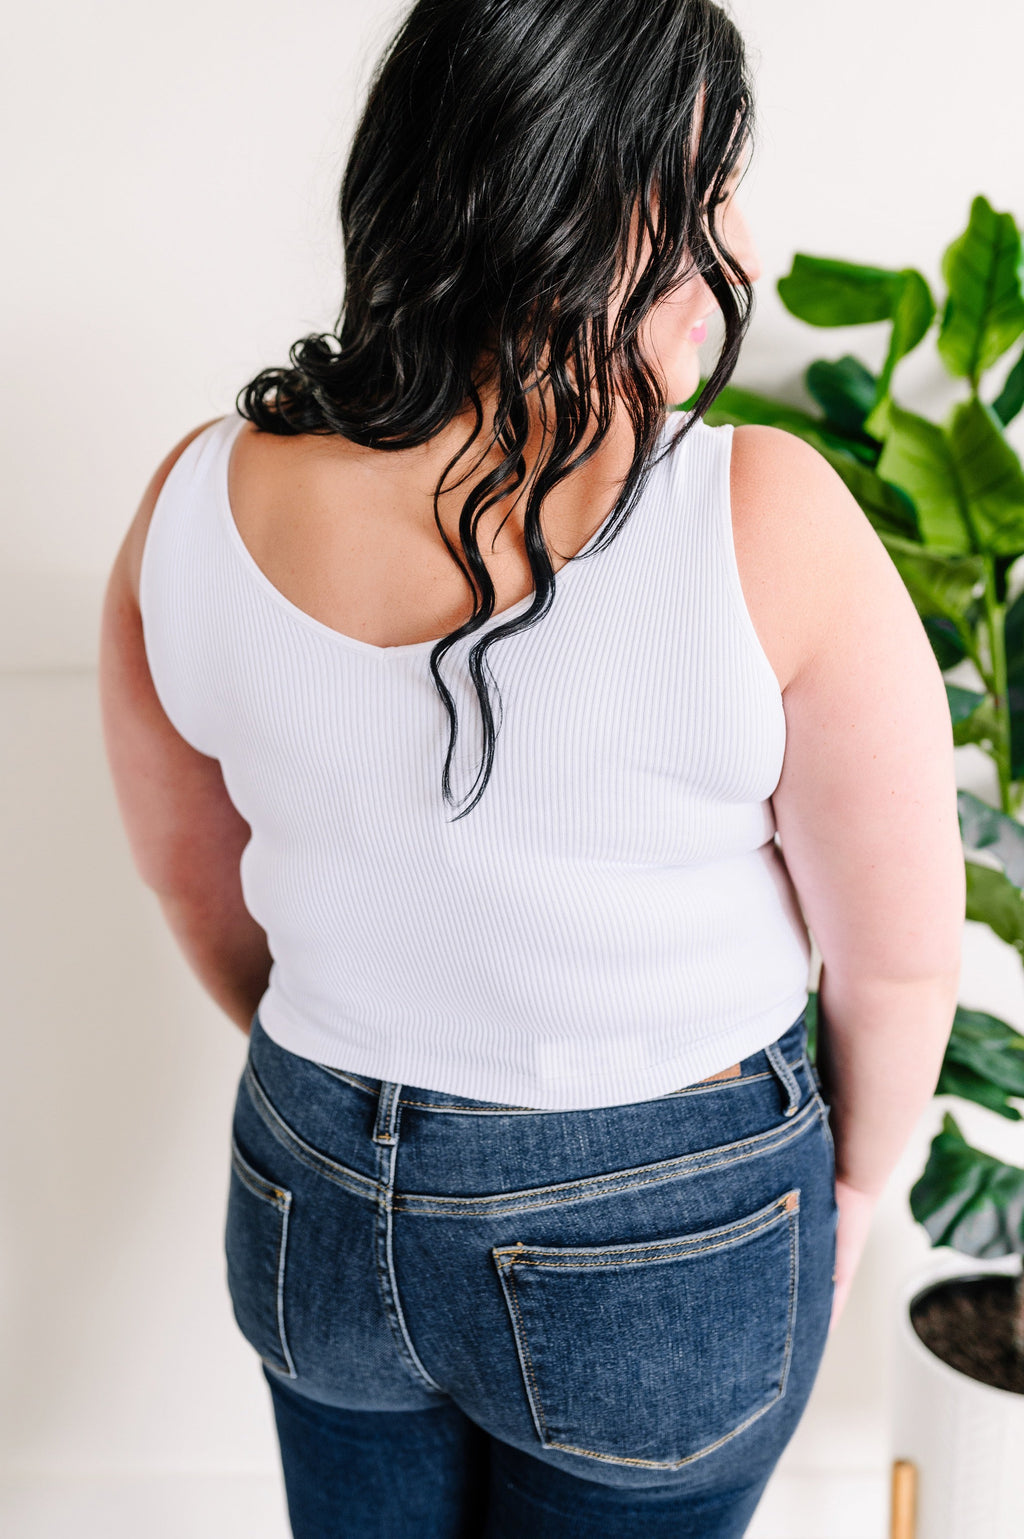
[641,164,762,406]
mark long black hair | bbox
[236,0,756,819]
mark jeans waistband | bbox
[269,1009,811,1139]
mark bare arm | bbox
[97,422,273,1033]
[732,425,965,1200]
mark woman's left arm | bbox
[97,423,273,1034]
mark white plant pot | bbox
[890,1254,1024,1539]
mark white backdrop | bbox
[2,2,1022,1534]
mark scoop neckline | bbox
[214,409,684,658]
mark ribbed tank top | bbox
[139,408,811,1110]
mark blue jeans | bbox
[225,1006,837,1538]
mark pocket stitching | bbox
[495,1189,800,1269]
[497,1257,551,1446]
[228,1135,298,1379]
[231,1135,290,1209]
[493,1191,800,1469]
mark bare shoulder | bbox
[728,422,906,695]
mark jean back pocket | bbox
[492,1187,800,1469]
[224,1135,297,1378]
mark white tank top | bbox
[139,409,811,1109]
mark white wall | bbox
[3,2,1023,1535]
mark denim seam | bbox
[230,1134,290,1210]
[496,1251,549,1445]
[272,1199,298,1379]
[780,1180,799,1400]
[763,1042,802,1116]
[243,1057,818,1217]
[243,1061,379,1205]
[497,1204,800,1469]
[229,1134,297,1378]
[370,1104,448,1397]
[807,1079,836,1166]
[313,1056,807,1112]
[492,1189,799,1266]
[393,1105,818,1217]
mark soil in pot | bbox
[910,1274,1024,1395]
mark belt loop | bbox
[373,1081,402,1144]
[763,1040,801,1118]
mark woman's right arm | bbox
[732,425,965,1323]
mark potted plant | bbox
[683,193,1024,1536]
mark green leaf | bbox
[701,386,831,435]
[958,788,1024,886]
[964,859,1024,956]
[945,397,1024,555]
[804,988,819,1066]
[777,257,934,407]
[863,394,893,441]
[945,1005,1024,1098]
[698,383,922,537]
[687,380,881,466]
[1002,590,1024,779]
[875,401,973,552]
[874,398,1024,556]
[699,383,875,461]
[947,684,988,726]
[936,1058,1023,1120]
[822,457,917,538]
[993,344,1024,427]
[953,694,1004,751]
[925,615,969,669]
[938,195,1024,384]
[805,355,879,435]
[778,255,900,326]
[879,533,984,619]
[909,1111,1024,1259]
[884,270,938,398]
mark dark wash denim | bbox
[225,1006,838,1538]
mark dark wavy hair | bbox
[236,0,756,819]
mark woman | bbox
[98,0,965,1534]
